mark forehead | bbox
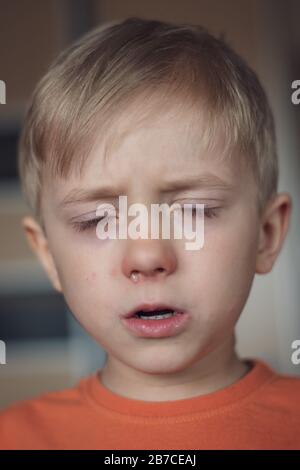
[79,99,242,186]
[44,93,250,211]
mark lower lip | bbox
[121,311,190,338]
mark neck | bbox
[100,335,251,401]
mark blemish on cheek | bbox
[110,267,118,277]
[86,271,97,282]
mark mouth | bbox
[121,302,190,338]
[122,303,185,319]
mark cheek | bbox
[109,267,118,278]
[208,205,259,267]
[86,271,97,282]
[50,230,109,281]
[186,213,258,305]
[56,260,116,337]
[52,242,115,308]
[50,246,102,306]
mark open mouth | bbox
[134,308,179,320]
[121,303,189,338]
[123,303,185,320]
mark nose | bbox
[122,238,177,283]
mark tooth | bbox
[139,312,176,320]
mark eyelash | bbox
[72,205,219,233]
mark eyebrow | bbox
[58,173,233,209]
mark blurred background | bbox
[0,0,300,409]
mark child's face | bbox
[25,102,285,375]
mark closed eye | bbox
[72,216,107,232]
[177,203,220,219]
[72,204,220,233]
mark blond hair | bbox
[18,17,278,221]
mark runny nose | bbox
[122,239,177,283]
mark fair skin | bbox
[21,99,291,401]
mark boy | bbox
[0,17,299,450]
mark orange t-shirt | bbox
[0,359,299,449]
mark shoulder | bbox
[0,375,92,449]
[264,369,300,405]
[250,361,300,418]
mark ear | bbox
[21,216,62,293]
[255,192,292,274]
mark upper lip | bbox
[122,302,184,319]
